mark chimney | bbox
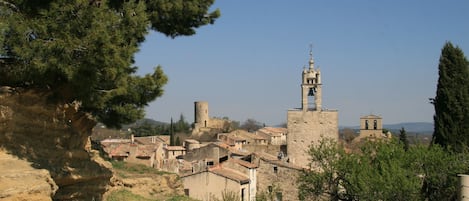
[131,134,135,144]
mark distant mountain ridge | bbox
[341,122,433,134]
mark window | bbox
[241,188,245,201]
[268,186,273,193]
[184,189,189,196]
[365,120,369,130]
[373,120,377,130]
[273,165,278,173]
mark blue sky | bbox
[135,1,469,126]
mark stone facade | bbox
[287,50,339,168]
[359,114,383,138]
[253,153,302,201]
[181,167,251,201]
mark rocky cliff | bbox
[0,88,113,200]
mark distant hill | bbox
[121,118,168,129]
[383,122,433,134]
[341,122,433,135]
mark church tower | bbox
[287,48,338,168]
[301,49,322,111]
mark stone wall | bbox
[182,170,249,201]
[184,144,229,165]
[255,157,301,201]
[287,110,338,168]
[242,144,283,157]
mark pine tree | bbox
[431,42,469,152]
[0,0,220,128]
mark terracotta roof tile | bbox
[231,159,258,169]
[209,167,250,184]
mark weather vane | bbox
[309,43,313,56]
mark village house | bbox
[218,132,247,150]
[100,135,161,167]
[181,166,251,201]
[218,129,270,148]
[252,152,303,201]
[221,158,258,201]
[231,129,270,145]
[256,127,287,145]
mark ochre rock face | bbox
[0,151,58,201]
[0,88,112,200]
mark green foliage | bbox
[170,117,174,146]
[166,195,200,201]
[0,0,219,128]
[241,118,262,132]
[111,161,169,176]
[432,42,469,152]
[106,190,199,201]
[399,127,410,151]
[340,128,357,143]
[132,121,161,137]
[298,137,469,201]
[107,189,155,201]
[174,114,191,133]
[256,184,282,201]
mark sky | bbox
[134,1,469,127]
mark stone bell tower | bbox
[287,47,338,168]
[301,49,322,111]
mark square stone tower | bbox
[358,114,383,138]
[287,49,338,168]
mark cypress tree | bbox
[399,127,409,151]
[170,117,174,146]
[432,42,469,152]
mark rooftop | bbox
[164,146,186,151]
[209,167,250,184]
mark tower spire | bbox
[309,44,314,70]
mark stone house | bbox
[184,139,201,151]
[181,166,251,201]
[164,146,186,159]
[231,129,270,145]
[181,142,231,175]
[181,140,301,200]
[257,127,287,145]
[101,136,160,167]
[218,129,271,150]
[252,152,302,201]
[222,159,258,201]
[218,133,247,150]
[100,139,131,161]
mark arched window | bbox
[373,120,377,130]
[365,120,369,130]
